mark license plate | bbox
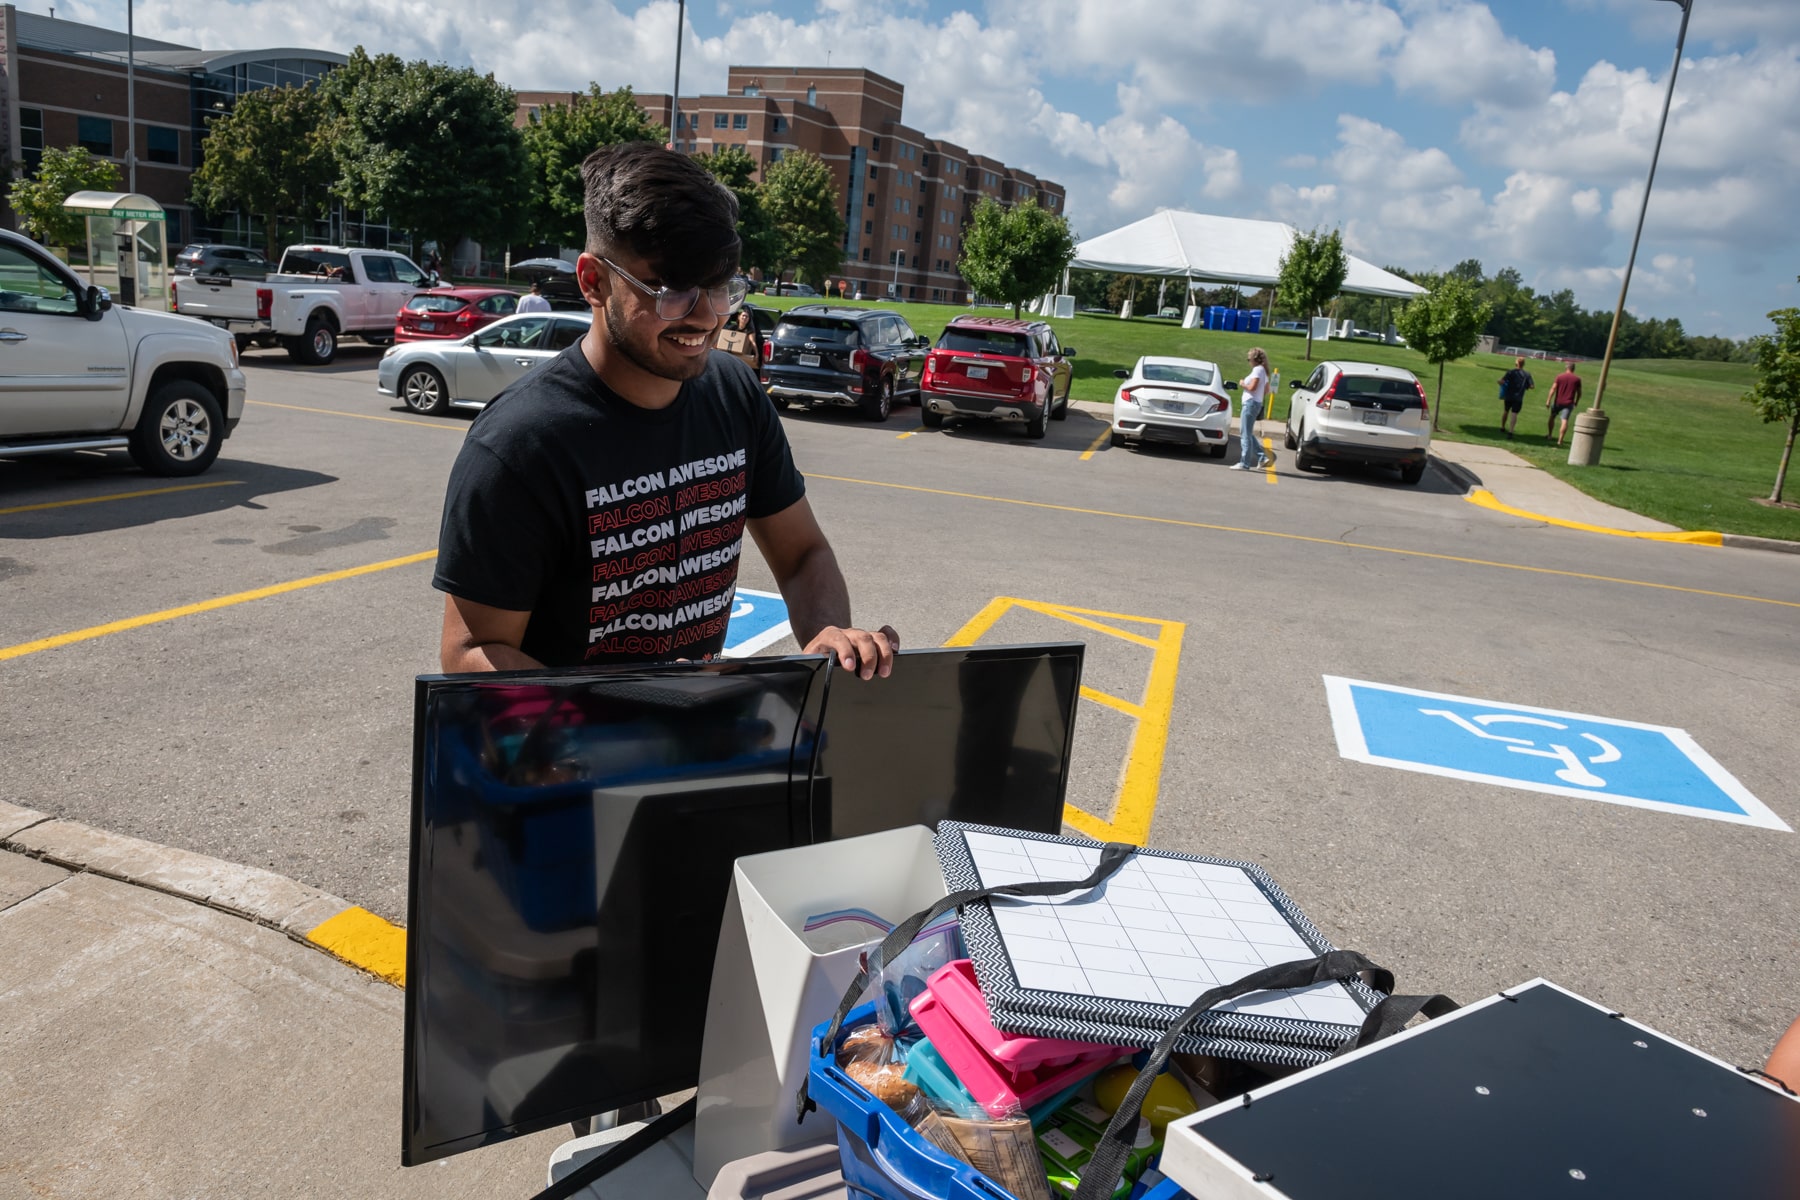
[419,321,434,331]
[1361,410,1388,425]
[1157,400,1193,415]
[967,366,987,379]
[799,353,820,367]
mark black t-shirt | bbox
[434,345,806,667]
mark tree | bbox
[760,150,845,289]
[1276,227,1349,360]
[1394,276,1493,430]
[520,83,664,249]
[698,145,780,278]
[957,197,1076,318]
[1743,306,1800,505]
[189,85,334,259]
[323,48,531,259]
[7,146,121,253]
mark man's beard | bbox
[605,294,713,384]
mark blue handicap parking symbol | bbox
[720,588,792,658]
[1323,676,1788,831]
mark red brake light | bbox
[1415,380,1430,418]
[1316,376,1339,408]
[455,306,477,324]
[761,339,773,362]
[1119,387,1135,404]
[850,347,870,372]
[255,288,272,321]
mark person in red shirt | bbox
[1547,361,1582,445]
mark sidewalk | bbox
[0,800,564,1198]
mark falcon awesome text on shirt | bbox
[434,345,806,667]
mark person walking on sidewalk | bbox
[1231,347,1273,471]
[1548,361,1582,445]
[1499,356,1534,439]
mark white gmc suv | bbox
[0,229,246,475]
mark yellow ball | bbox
[1092,1065,1198,1135]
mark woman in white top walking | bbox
[1232,347,1273,470]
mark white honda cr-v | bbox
[1283,361,1432,485]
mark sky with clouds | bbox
[58,0,1800,338]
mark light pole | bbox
[1569,0,1693,467]
[125,0,136,192]
[668,0,686,150]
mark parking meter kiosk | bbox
[62,191,168,312]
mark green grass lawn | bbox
[755,295,1799,540]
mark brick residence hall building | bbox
[519,67,1066,305]
[0,4,1063,303]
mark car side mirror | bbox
[1062,347,1077,356]
[1223,381,1239,390]
[1112,368,1129,379]
[1288,379,1301,389]
[83,285,112,320]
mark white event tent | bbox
[1069,210,1425,300]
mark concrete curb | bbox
[1720,533,1800,555]
[0,799,404,986]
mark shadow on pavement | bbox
[239,344,387,377]
[1,456,338,538]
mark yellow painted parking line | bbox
[945,596,1185,845]
[0,479,243,516]
[1262,437,1278,484]
[307,906,407,987]
[248,398,464,432]
[0,549,438,662]
[1078,427,1111,461]
[895,425,927,439]
[1466,487,1721,545]
[811,474,1798,611]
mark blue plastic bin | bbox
[1246,309,1263,334]
[1205,306,1225,331]
[809,1003,1022,1200]
[1227,309,1244,332]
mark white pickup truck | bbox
[0,229,245,475]
[170,244,429,365]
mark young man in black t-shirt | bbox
[434,143,897,677]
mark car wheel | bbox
[289,314,337,365]
[1050,388,1069,420]
[128,380,224,477]
[863,376,892,422]
[1294,442,1319,472]
[770,395,790,410]
[1110,430,1126,448]
[1284,423,1298,451]
[921,405,944,429]
[234,333,254,354]
[1400,461,1426,485]
[400,365,449,416]
[1208,443,1228,459]
[1024,401,1047,440]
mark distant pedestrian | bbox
[1499,355,1534,439]
[1231,347,1273,471]
[715,306,761,372]
[425,249,443,283]
[516,280,552,313]
[1548,361,1582,445]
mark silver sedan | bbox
[376,311,592,416]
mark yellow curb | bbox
[306,906,407,987]
[1465,488,1722,545]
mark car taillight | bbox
[1118,387,1136,404]
[455,307,477,324]
[761,339,773,362]
[256,288,272,320]
[1415,380,1430,419]
[1316,376,1339,408]
[851,348,870,371]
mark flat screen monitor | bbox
[402,643,1085,1166]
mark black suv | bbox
[761,306,929,422]
[174,244,271,279]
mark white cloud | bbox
[1388,1,1556,107]
[1486,171,1611,264]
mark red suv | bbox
[919,316,1075,439]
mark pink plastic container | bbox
[908,958,1123,1117]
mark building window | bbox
[527,105,541,124]
[867,193,876,208]
[806,85,817,105]
[773,116,787,133]
[743,85,760,97]
[19,108,43,171]
[732,113,747,130]
[714,113,729,129]
[861,248,871,261]
[147,126,180,165]
[864,220,873,235]
[868,164,877,180]
[770,147,785,161]
[871,137,881,152]
[77,116,113,156]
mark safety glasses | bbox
[602,258,748,321]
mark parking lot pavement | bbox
[3,351,1798,1075]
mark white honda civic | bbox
[1109,356,1233,457]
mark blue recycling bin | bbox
[1205,306,1224,330]
[1227,309,1243,332]
[1246,309,1263,334]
